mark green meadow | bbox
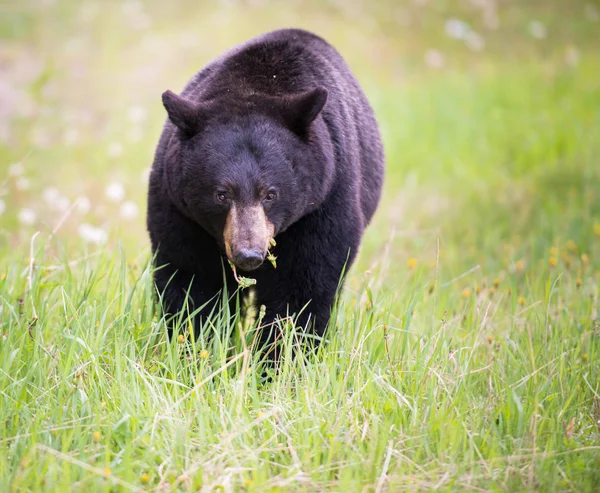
[1,1,599,491]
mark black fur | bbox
[147,28,384,352]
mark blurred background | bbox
[1,0,599,281]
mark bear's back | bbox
[183,29,350,100]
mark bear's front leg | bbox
[254,281,338,364]
[252,215,361,363]
[152,255,225,341]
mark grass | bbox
[1,1,600,491]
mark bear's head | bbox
[160,88,335,271]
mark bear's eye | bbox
[265,191,277,201]
[216,192,228,202]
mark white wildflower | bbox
[424,49,445,69]
[15,177,30,191]
[140,167,151,183]
[0,199,5,216]
[122,1,151,30]
[9,162,24,177]
[565,45,579,66]
[55,195,71,212]
[127,106,147,123]
[75,196,91,214]
[43,187,60,203]
[105,182,125,202]
[119,200,139,220]
[18,208,36,225]
[43,188,71,211]
[78,223,108,244]
[466,32,485,51]
[107,142,123,158]
[445,19,469,40]
[528,20,546,39]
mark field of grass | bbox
[1,1,600,491]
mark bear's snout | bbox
[231,248,264,271]
[223,203,274,271]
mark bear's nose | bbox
[233,248,264,271]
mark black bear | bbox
[147,28,384,353]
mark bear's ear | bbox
[280,87,328,137]
[162,90,204,137]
